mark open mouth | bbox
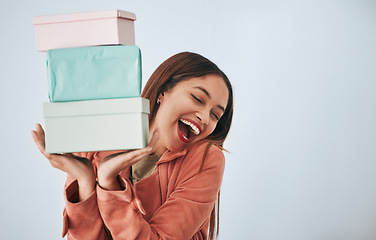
[177,119,201,143]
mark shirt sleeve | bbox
[62,151,122,239]
[63,180,111,240]
[96,145,225,240]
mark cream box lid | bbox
[44,98,149,118]
[33,9,136,25]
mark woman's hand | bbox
[97,130,159,191]
[31,123,95,202]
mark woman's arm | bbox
[32,124,113,239]
[63,176,111,240]
[97,144,225,240]
[32,124,96,201]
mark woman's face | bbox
[150,74,229,155]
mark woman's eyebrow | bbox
[193,86,210,98]
[193,86,225,112]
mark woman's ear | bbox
[157,92,164,104]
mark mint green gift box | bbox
[46,45,142,102]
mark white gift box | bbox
[43,98,149,153]
[33,10,136,52]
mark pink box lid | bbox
[33,9,136,25]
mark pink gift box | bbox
[33,10,136,52]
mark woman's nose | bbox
[196,111,209,126]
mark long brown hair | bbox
[141,52,233,239]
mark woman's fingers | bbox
[125,148,153,165]
[115,148,153,169]
[128,147,152,159]
[103,130,160,168]
[31,124,54,160]
[31,130,47,155]
[38,124,47,148]
[63,153,75,157]
[35,124,45,141]
[147,129,159,152]
[33,124,47,149]
[99,148,152,179]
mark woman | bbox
[32,52,233,239]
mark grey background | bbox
[1,0,375,239]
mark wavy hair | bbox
[141,52,233,239]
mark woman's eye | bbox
[211,112,219,121]
[191,94,203,103]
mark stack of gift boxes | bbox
[33,10,149,153]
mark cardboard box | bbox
[43,98,149,153]
[46,45,142,102]
[33,10,136,51]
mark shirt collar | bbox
[157,148,187,165]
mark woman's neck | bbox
[149,123,166,156]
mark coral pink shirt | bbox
[62,142,225,239]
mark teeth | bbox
[180,119,200,135]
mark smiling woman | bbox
[149,74,229,154]
[32,52,233,240]
[143,52,234,148]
